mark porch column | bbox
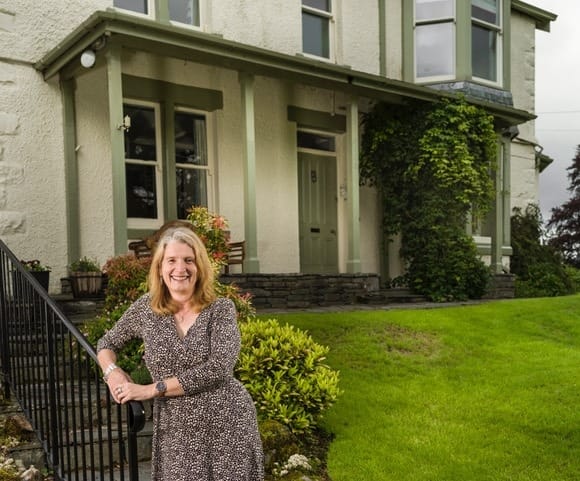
[106,42,128,255]
[346,96,361,273]
[490,141,505,273]
[61,78,80,264]
[239,72,260,273]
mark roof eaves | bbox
[512,1,557,32]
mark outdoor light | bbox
[80,49,96,68]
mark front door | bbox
[298,152,338,273]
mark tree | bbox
[547,145,580,267]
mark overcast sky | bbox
[527,0,580,221]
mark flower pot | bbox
[31,271,50,291]
[70,272,103,298]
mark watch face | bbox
[156,381,167,396]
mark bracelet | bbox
[103,363,119,382]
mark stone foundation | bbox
[219,273,381,309]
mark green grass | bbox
[263,295,580,481]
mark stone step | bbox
[357,287,429,305]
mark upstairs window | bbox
[302,0,332,59]
[114,0,149,15]
[169,0,201,27]
[472,0,501,83]
[414,0,455,80]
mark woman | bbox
[97,226,264,481]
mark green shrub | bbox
[102,254,150,312]
[236,319,341,434]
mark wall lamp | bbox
[79,35,108,69]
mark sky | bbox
[527,0,580,221]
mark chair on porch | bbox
[224,241,245,274]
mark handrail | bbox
[0,238,146,481]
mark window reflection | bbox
[125,164,158,219]
[175,111,209,218]
[415,0,453,21]
[113,0,148,14]
[169,0,200,26]
[472,24,497,81]
[416,23,454,78]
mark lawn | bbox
[264,295,580,481]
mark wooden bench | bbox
[224,241,245,274]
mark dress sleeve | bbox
[96,295,147,353]
[177,297,240,395]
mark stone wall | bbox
[219,273,381,309]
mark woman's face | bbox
[161,240,197,298]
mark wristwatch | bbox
[155,380,167,398]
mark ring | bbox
[116,387,122,393]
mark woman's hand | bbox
[112,381,157,404]
[105,368,133,404]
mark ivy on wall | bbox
[360,97,498,301]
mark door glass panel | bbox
[169,0,200,26]
[416,22,454,77]
[297,131,336,152]
[125,164,158,219]
[472,24,497,81]
[302,12,329,58]
[472,0,498,25]
[415,0,453,21]
[114,0,148,14]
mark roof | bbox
[36,10,535,127]
[512,1,557,32]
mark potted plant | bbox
[69,256,103,298]
[20,259,51,291]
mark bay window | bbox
[410,0,504,87]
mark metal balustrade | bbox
[0,239,145,481]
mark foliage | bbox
[102,254,150,312]
[236,319,341,435]
[186,206,230,268]
[19,259,50,272]
[547,145,580,266]
[69,256,101,272]
[360,97,497,300]
[510,204,573,297]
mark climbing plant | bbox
[360,97,497,301]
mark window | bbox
[302,0,332,59]
[414,0,455,80]
[169,0,201,27]
[123,102,164,229]
[174,110,209,219]
[472,0,501,83]
[114,0,149,15]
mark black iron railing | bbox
[0,239,145,481]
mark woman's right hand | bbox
[105,368,132,404]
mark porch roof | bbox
[36,10,535,127]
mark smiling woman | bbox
[96,226,264,481]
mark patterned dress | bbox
[97,296,264,481]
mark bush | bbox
[511,205,573,298]
[102,254,150,312]
[236,319,341,434]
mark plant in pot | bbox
[69,256,103,298]
[20,259,51,291]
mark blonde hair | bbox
[148,226,216,315]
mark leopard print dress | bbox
[97,296,264,481]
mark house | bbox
[0,0,555,294]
